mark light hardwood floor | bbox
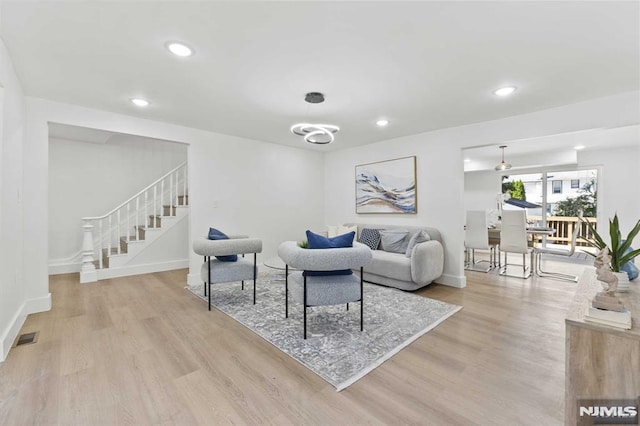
[0,259,585,425]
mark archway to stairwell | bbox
[47,122,190,280]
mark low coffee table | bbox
[263,257,297,282]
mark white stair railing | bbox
[80,162,188,283]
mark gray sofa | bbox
[345,223,444,291]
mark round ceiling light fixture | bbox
[166,42,193,57]
[291,92,340,144]
[290,123,340,144]
[494,86,517,97]
[130,98,150,107]
[376,119,389,127]
[494,145,512,171]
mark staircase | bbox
[80,162,188,283]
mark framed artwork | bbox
[355,156,417,214]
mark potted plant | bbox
[580,214,640,290]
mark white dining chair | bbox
[465,210,495,272]
[499,210,533,279]
[534,212,582,282]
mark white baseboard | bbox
[96,259,189,281]
[49,262,82,275]
[187,272,201,287]
[1,293,51,363]
[435,273,466,288]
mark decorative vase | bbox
[614,271,631,293]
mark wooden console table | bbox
[565,267,640,424]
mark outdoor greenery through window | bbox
[501,169,598,248]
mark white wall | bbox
[579,144,640,237]
[325,91,640,288]
[0,36,33,361]
[23,97,325,300]
[464,170,500,212]
[126,215,189,266]
[48,134,187,264]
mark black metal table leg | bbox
[285,264,289,318]
[253,253,256,304]
[360,267,364,331]
[303,274,307,339]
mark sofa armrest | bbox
[410,240,444,285]
[193,237,262,257]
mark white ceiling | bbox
[48,122,181,147]
[2,1,639,152]
[463,124,640,172]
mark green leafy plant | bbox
[580,214,640,272]
[298,240,308,249]
[501,178,526,201]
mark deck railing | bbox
[527,215,597,247]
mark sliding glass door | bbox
[501,169,597,248]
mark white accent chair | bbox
[465,210,495,272]
[534,212,582,282]
[193,235,263,310]
[499,210,533,279]
[277,241,373,339]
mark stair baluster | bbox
[98,220,103,269]
[80,221,97,283]
[80,162,187,283]
[144,190,148,232]
[183,168,187,204]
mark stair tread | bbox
[102,247,126,255]
[120,236,144,242]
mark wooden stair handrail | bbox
[82,161,187,221]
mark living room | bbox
[1,2,639,424]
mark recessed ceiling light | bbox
[574,145,585,150]
[464,158,471,163]
[166,42,193,57]
[376,119,389,127]
[130,98,149,107]
[494,86,517,97]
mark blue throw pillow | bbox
[306,230,355,249]
[620,244,639,280]
[303,270,353,277]
[207,227,238,262]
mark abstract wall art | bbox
[355,156,417,214]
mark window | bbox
[552,180,562,194]
[571,179,580,189]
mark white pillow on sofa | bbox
[405,230,431,257]
[379,229,409,254]
[327,224,358,238]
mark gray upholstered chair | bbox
[277,241,373,339]
[193,235,262,310]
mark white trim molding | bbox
[95,259,189,281]
[435,273,466,288]
[1,293,51,362]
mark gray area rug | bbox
[187,272,461,391]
